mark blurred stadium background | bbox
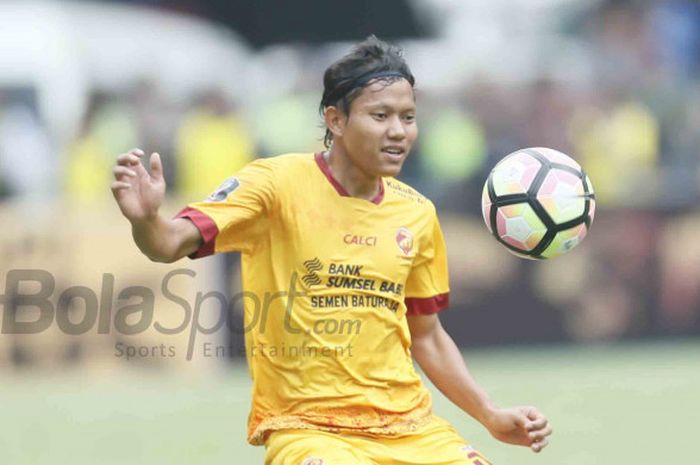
[1,0,698,464]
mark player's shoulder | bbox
[384,177,436,212]
[233,152,312,182]
[247,152,314,170]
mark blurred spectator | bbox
[252,90,324,157]
[569,90,660,206]
[419,100,487,190]
[130,80,179,189]
[64,94,126,202]
[0,93,54,201]
[523,79,575,154]
[175,89,254,199]
[587,1,654,91]
[648,0,700,79]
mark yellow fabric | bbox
[64,135,112,201]
[176,110,254,199]
[183,153,450,445]
[264,415,491,465]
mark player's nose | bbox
[386,115,406,140]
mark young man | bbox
[111,36,552,465]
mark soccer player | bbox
[111,36,552,465]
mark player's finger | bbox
[531,439,549,453]
[116,152,141,166]
[113,166,137,178]
[149,152,163,181]
[526,416,548,431]
[121,148,144,162]
[523,407,547,429]
[524,406,543,420]
[529,425,553,442]
[111,181,132,190]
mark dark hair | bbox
[320,35,415,148]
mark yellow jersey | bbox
[176,152,450,445]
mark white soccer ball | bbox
[481,147,595,259]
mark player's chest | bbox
[274,201,420,286]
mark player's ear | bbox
[324,106,346,139]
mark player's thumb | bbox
[149,152,164,181]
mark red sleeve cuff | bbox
[174,207,219,259]
[405,293,449,316]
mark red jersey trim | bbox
[314,152,385,205]
[175,207,218,259]
[405,293,450,315]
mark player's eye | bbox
[403,114,416,123]
[372,112,387,120]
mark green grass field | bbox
[2,339,697,465]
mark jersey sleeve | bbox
[404,207,450,315]
[174,158,277,258]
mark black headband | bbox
[322,70,409,108]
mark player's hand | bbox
[483,406,552,453]
[111,148,166,223]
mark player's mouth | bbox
[381,146,406,160]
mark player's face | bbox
[340,78,417,177]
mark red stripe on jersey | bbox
[405,293,450,315]
[175,207,218,258]
[314,152,385,205]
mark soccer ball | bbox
[481,147,595,259]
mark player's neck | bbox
[324,148,381,201]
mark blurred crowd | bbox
[0,82,258,203]
[1,1,699,206]
[0,0,699,355]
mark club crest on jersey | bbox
[396,227,414,255]
[207,177,240,202]
[301,458,324,465]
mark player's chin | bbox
[375,154,406,176]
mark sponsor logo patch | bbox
[207,177,240,202]
[343,234,377,246]
[302,257,324,287]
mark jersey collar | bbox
[314,152,385,205]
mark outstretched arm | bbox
[111,148,202,263]
[408,313,552,453]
